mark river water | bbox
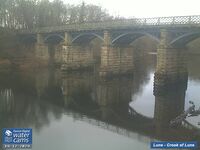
[0,54,200,150]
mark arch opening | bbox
[170,32,200,48]
[44,34,64,44]
[21,35,37,44]
[112,32,160,46]
[72,33,104,45]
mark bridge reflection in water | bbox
[0,55,200,148]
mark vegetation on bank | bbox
[0,0,117,29]
[0,27,18,57]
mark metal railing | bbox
[20,15,200,33]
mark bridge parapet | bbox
[19,15,200,34]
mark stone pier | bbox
[153,74,187,131]
[35,33,49,64]
[99,31,134,77]
[61,32,94,71]
[99,46,134,76]
[54,43,65,65]
[154,29,188,86]
[61,45,94,71]
[154,87,186,130]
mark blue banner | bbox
[2,128,32,149]
[151,141,198,149]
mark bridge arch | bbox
[72,33,104,44]
[170,32,200,47]
[44,34,64,43]
[21,35,37,43]
[112,32,160,46]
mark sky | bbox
[63,0,200,18]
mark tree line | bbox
[0,0,115,29]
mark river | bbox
[0,54,200,150]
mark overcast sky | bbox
[63,0,200,18]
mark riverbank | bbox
[0,28,41,71]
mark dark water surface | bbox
[0,55,200,150]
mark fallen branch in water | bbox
[170,101,195,126]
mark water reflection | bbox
[0,55,200,149]
[153,75,189,140]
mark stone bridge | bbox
[18,15,200,76]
